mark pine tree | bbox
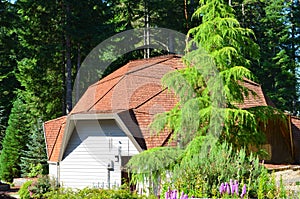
[232,0,300,114]
[150,0,276,147]
[128,0,284,196]
[0,107,6,144]
[258,0,298,114]
[16,0,65,119]
[0,97,30,182]
[20,119,48,177]
[0,0,20,146]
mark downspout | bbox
[57,162,60,187]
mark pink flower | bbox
[234,180,239,195]
[230,179,234,194]
[241,184,247,198]
[225,182,230,195]
[219,183,225,195]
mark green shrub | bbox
[279,175,287,198]
[27,163,44,178]
[43,187,150,199]
[29,175,51,198]
[169,142,266,198]
[18,180,33,199]
[257,169,276,198]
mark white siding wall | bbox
[48,162,58,179]
[59,119,139,189]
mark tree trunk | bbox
[61,46,66,115]
[75,43,81,103]
[290,0,297,115]
[60,0,66,115]
[144,0,150,59]
[184,0,188,29]
[65,2,72,114]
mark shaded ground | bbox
[0,193,17,199]
[0,186,20,199]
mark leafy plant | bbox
[257,169,289,199]
[43,187,148,199]
[18,180,33,199]
[172,142,265,198]
[279,175,287,198]
[127,147,182,195]
[26,163,44,178]
[29,175,51,198]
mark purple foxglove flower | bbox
[230,179,234,194]
[166,187,171,199]
[180,191,184,199]
[184,194,188,199]
[241,184,247,198]
[225,182,230,195]
[220,183,225,195]
[172,190,177,199]
[233,180,238,195]
[170,191,174,199]
[234,180,239,186]
[235,183,239,195]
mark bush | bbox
[18,180,33,199]
[26,163,44,178]
[43,187,150,199]
[29,175,51,198]
[169,141,268,198]
[158,141,290,198]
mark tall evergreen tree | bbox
[16,0,65,119]
[258,0,299,114]
[150,0,270,147]
[128,0,284,196]
[20,119,48,177]
[0,97,30,182]
[0,107,5,143]
[232,0,300,114]
[0,0,20,145]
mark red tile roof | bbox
[71,55,183,114]
[43,55,276,161]
[44,116,67,162]
[238,79,274,108]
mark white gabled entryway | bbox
[57,119,139,189]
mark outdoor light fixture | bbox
[107,160,114,171]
